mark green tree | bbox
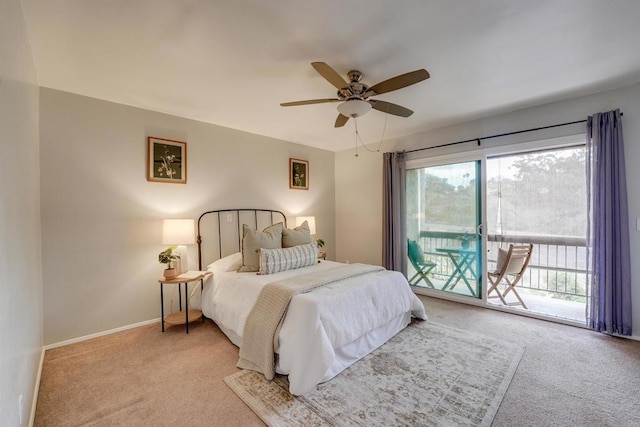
[487,147,586,237]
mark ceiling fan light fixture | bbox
[337,99,372,118]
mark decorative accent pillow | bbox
[258,243,317,275]
[238,222,284,272]
[282,220,312,248]
[495,248,525,275]
[207,252,243,272]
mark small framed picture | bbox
[289,158,309,190]
[147,137,187,184]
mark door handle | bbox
[476,224,483,236]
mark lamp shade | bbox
[337,99,372,118]
[295,216,316,235]
[162,219,196,245]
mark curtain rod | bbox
[405,112,624,154]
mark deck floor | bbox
[487,288,586,322]
[412,278,586,323]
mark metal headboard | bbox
[197,209,287,270]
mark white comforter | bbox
[199,258,426,395]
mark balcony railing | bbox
[417,231,587,303]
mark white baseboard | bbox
[44,318,161,350]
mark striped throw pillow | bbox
[258,243,317,275]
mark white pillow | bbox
[207,252,243,272]
[258,243,317,275]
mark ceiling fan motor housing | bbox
[337,71,369,101]
[347,70,363,82]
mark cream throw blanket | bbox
[237,263,384,380]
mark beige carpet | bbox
[35,296,640,426]
[225,321,524,426]
[35,320,265,427]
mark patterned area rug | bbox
[224,321,524,426]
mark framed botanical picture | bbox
[147,137,187,184]
[289,158,309,190]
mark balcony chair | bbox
[408,239,437,288]
[487,243,533,309]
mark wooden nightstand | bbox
[158,271,210,333]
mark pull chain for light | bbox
[354,118,360,157]
[352,112,388,157]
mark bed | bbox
[194,209,426,395]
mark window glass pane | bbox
[486,145,587,321]
[487,147,586,237]
[407,161,481,298]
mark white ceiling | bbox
[21,0,640,152]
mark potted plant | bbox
[315,237,326,260]
[460,232,474,249]
[159,246,180,279]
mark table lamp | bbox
[162,219,196,276]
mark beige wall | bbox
[336,83,640,339]
[335,150,384,265]
[0,0,43,424]
[39,89,335,345]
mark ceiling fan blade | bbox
[367,69,430,96]
[312,62,348,89]
[280,98,340,107]
[369,99,414,117]
[335,113,350,127]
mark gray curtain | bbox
[586,109,632,335]
[382,151,407,272]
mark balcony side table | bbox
[158,271,210,333]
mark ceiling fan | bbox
[281,62,430,127]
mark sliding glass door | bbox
[485,146,588,321]
[405,137,588,322]
[406,160,482,298]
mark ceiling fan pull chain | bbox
[377,108,389,152]
[354,114,386,155]
[354,118,359,157]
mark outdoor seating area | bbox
[408,232,587,322]
[407,240,436,288]
[435,246,478,296]
[487,244,534,309]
